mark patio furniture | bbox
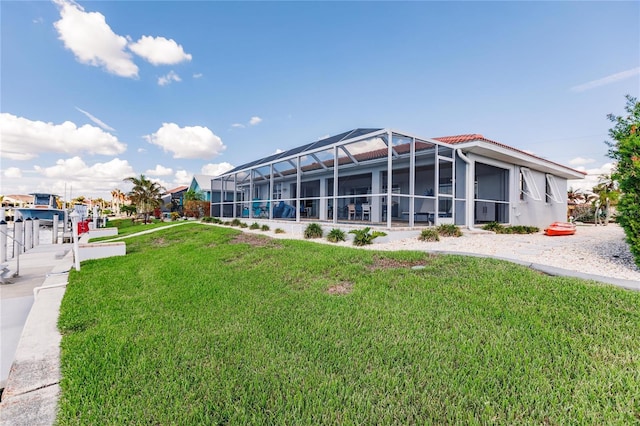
[361,203,371,221]
[402,199,435,225]
[347,203,356,220]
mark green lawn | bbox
[89,218,181,242]
[58,223,640,424]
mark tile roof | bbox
[434,134,586,175]
[165,186,188,194]
[432,134,489,144]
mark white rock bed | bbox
[265,223,640,282]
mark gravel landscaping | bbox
[260,223,640,282]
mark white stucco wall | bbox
[511,167,568,228]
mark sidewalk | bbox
[0,242,73,426]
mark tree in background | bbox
[124,174,165,223]
[183,189,208,218]
[120,204,136,217]
[567,187,586,204]
[110,188,126,215]
[591,174,620,225]
[606,95,640,266]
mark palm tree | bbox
[592,174,620,225]
[183,189,204,202]
[567,187,585,204]
[111,188,125,215]
[123,174,165,223]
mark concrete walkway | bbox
[0,243,72,426]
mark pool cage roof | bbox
[225,128,387,175]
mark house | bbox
[188,175,216,201]
[210,128,585,229]
[189,174,240,217]
[161,186,188,214]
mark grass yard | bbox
[89,218,182,242]
[58,223,640,424]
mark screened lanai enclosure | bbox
[211,128,583,229]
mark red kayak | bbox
[544,222,576,236]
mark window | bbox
[273,183,283,200]
[545,174,562,203]
[519,168,541,201]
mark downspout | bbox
[456,149,480,231]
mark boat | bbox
[14,193,66,226]
[544,222,576,236]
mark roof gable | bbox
[190,175,215,193]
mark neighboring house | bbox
[161,186,189,214]
[1,194,33,221]
[189,175,215,201]
[1,195,33,208]
[211,128,585,229]
[189,174,239,216]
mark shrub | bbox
[606,95,640,266]
[418,228,440,242]
[572,204,595,223]
[349,227,387,246]
[509,225,539,234]
[170,212,181,221]
[275,228,285,234]
[239,222,248,228]
[327,228,346,243]
[304,223,324,239]
[223,221,233,226]
[482,221,504,232]
[482,222,539,234]
[437,224,462,237]
[202,217,222,224]
[231,218,242,227]
[249,222,260,230]
[261,224,270,231]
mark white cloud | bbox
[144,122,226,159]
[231,123,245,129]
[35,156,132,179]
[137,148,146,153]
[249,116,263,126]
[158,70,181,86]
[174,170,191,185]
[571,67,640,92]
[26,156,136,198]
[0,113,126,160]
[568,162,616,193]
[193,73,203,79]
[145,164,173,176]
[33,17,44,24]
[129,35,192,65]
[53,0,138,78]
[4,167,22,178]
[568,156,595,166]
[201,162,234,176]
[273,148,284,154]
[75,107,115,131]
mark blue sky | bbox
[1,1,638,200]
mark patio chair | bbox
[252,199,262,217]
[361,203,371,221]
[347,203,356,220]
[273,201,285,218]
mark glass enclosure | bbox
[211,129,506,228]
